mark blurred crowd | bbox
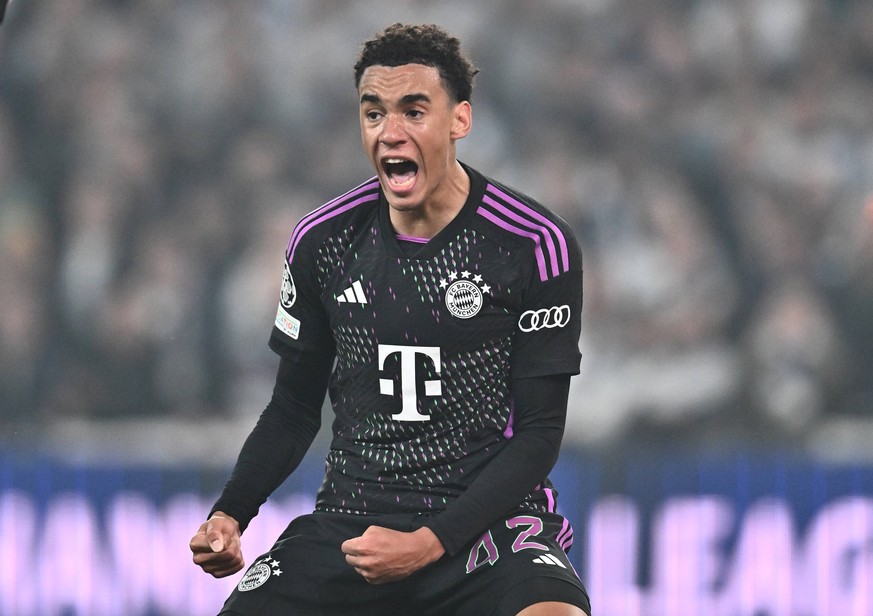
[1,0,872,448]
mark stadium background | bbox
[1,1,872,614]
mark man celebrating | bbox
[190,23,590,616]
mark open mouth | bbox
[381,158,419,190]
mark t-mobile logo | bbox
[378,344,442,421]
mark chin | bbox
[386,196,422,212]
[380,182,422,209]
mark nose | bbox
[379,113,406,146]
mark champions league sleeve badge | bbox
[440,270,491,319]
[275,262,301,339]
[280,262,297,309]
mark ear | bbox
[450,101,472,140]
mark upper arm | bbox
[510,373,571,435]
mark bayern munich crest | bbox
[237,556,283,592]
[440,270,491,319]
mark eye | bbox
[407,109,424,119]
[365,110,382,121]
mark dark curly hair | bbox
[354,23,478,103]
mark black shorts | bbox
[218,510,591,616]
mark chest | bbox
[320,225,526,350]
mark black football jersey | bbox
[268,163,582,517]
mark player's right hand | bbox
[190,512,245,578]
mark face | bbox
[358,64,471,213]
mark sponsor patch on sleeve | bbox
[275,306,301,340]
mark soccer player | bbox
[190,23,590,616]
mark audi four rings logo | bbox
[518,305,572,332]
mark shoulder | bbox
[471,168,581,282]
[285,177,381,266]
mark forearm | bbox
[422,374,570,555]
[209,392,318,532]
[210,355,331,532]
[424,428,561,555]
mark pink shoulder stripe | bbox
[285,178,380,264]
[479,184,570,281]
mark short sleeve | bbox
[268,238,334,362]
[510,236,582,378]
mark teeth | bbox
[385,158,407,164]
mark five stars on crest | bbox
[439,271,491,293]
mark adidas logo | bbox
[532,553,567,568]
[336,279,367,305]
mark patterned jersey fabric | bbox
[269,163,583,517]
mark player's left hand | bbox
[341,525,445,584]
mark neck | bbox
[388,160,470,239]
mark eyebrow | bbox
[360,93,432,106]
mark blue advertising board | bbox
[1,448,871,616]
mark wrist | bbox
[415,526,445,563]
[209,511,240,530]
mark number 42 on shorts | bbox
[465,515,566,574]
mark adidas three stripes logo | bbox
[532,553,567,568]
[336,279,367,305]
